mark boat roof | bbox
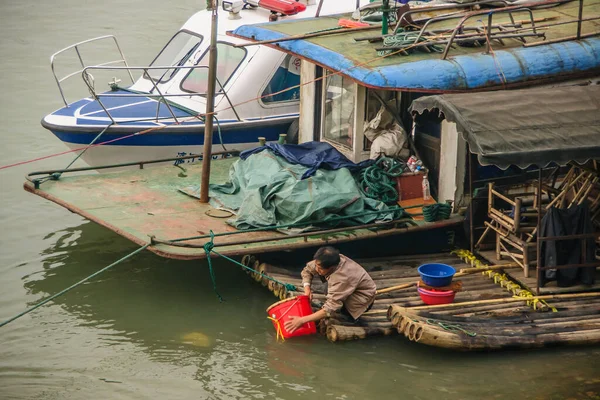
[411,84,600,169]
[229,0,600,92]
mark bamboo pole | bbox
[376,282,415,295]
[391,292,600,312]
[410,322,600,350]
[326,325,395,342]
[391,304,600,326]
[251,260,262,282]
[455,264,520,275]
[258,263,270,286]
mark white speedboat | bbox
[43,0,370,166]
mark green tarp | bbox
[186,150,396,230]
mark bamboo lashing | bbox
[407,292,600,311]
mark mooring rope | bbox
[202,230,297,302]
[162,206,406,244]
[425,318,477,337]
[0,244,151,328]
[358,156,404,204]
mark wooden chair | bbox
[484,182,542,277]
[477,164,600,277]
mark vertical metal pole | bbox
[316,0,324,17]
[199,0,219,203]
[382,0,389,35]
[469,154,474,253]
[577,0,584,39]
[486,13,493,54]
[536,167,542,295]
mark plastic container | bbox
[417,263,456,287]
[422,174,431,200]
[338,18,370,28]
[266,295,316,339]
[417,287,456,305]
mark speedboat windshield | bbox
[147,30,204,82]
[180,42,247,95]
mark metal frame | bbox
[50,35,134,107]
[78,64,243,125]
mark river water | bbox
[0,1,599,399]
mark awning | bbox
[410,85,600,169]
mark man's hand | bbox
[284,316,306,333]
[304,286,312,301]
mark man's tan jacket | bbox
[301,255,376,319]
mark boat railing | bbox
[376,0,598,58]
[394,0,512,34]
[80,64,242,125]
[439,5,541,59]
[26,150,242,189]
[50,35,135,107]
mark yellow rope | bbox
[451,249,558,312]
[267,316,286,342]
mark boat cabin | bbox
[231,0,600,208]
[230,0,600,289]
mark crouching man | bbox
[284,246,376,333]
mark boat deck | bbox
[251,251,600,349]
[24,158,461,260]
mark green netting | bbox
[203,150,397,230]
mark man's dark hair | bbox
[313,246,340,269]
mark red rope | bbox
[0,128,157,170]
[0,33,455,171]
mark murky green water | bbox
[0,1,599,399]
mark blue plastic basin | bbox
[417,263,456,287]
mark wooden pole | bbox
[376,282,416,295]
[537,167,542,294]
[199,0,219,203]
[405,292,600,311]
[326,325,395,342]
[455,264,521,276]
[469,153,474,253]
[577,0,584,39]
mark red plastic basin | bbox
[417,287,456,305]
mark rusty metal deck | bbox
[24,158,462,260]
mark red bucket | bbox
[266,295,316,339]
[417,287,456,305]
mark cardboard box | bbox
[395,171,426,200]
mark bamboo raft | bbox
[242,252,600,350]
[388,293,600,350]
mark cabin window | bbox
[261,55,301,104]
[180,42,247,95]
[322,71,355,148]
[146,31,203,83]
